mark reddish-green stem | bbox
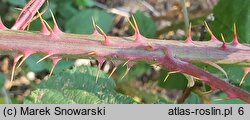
[0,0,250,103]
[0,29,250,103]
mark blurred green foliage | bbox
[128,11,157,38]
[211,0,250,43]
[3,0,26,6]
[65,9,114,34]
[0,73,4,104]
[0,73,4,88]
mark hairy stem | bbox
[0,29,250,103]
[0,30,250,65]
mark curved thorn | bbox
[92,16,96,28]
[231,23,240,46]
[16,58,26,69]
[132,15,144,43]
[14,7,23,11]
[108,67,117,78]
[220,33,226,49]
[50,9,57,27]
[87,51,96,55]
[164,71,179,82]
[96,64,101,83]
[215,97,231,101]
[127,17,136,31]
[91,16,99,35]
[239,67,250,86]
[121,66,130,80]
[37,10,50,35]
[202,90,214,95]
[37,53,54,64]
[17,51,33,68]
[233,23,237,39]
[95,25,106,36]
[26,22,31,31]
[96,25,110,45]
[204,21,219,42]
[123,60,130,67]
[188,22,192,36]
[127,16,144,43]
[204,21,213,36]
[43,20,53,32]
[49,57,61,78]
[185,22,193,43]
[49,9,63,34]
[197,60,228,79]
[163,73,170,82]
[131,15,139,31]
[11,55,23,82]
[220,33,226,43]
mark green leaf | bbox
[128,11,157,38]
[4,0,26,6]
[24,66,134,104]
[58,1,78,19]
[193,62,250,91]
[0,73,4,88]
[65,9,114,34]
[75,0,95,7]
[25,89,100,104]
[211,0,250,43]
[29,19,54,31]
[25,89,73,104]
[52,59,74,74]
[196,63,250,86]
[184,92,201,104]
[63,89,100,104]
[41,1,57,20]
[212,93,246,104]
[25,56,50,72]
[220,65,250,86]
[115,62,151,82]
[158,70,188,90]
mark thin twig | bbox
[180,0,190,33]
